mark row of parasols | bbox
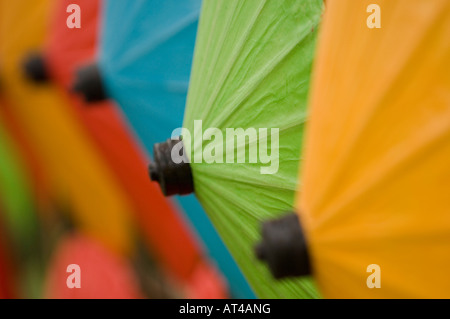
[0,0,449,299]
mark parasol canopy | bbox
[0,101,51,215]
[152,0,324,298]
[89,0,253,298]
[35,0,226,295]
[0,224,17,299]
[44,233,143,299]
[0,0,134,256]
[259,0,450,298]
[0,115,37,251]
[0,106,45,298]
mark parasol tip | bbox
[22,52,49,83]
[72,63,107,103]
[255,213,311,279]
[254,242,267,261]
[149,137,194,196]
[148,163,160,182]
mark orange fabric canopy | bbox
[298,0,450,298]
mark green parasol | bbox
[153,0,324,298]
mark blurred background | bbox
[0,0,240,299]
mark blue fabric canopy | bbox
[98,0,255,298]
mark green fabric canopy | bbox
[183,0,323,298]
[0,119,42,298]
[0,123,36,250]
